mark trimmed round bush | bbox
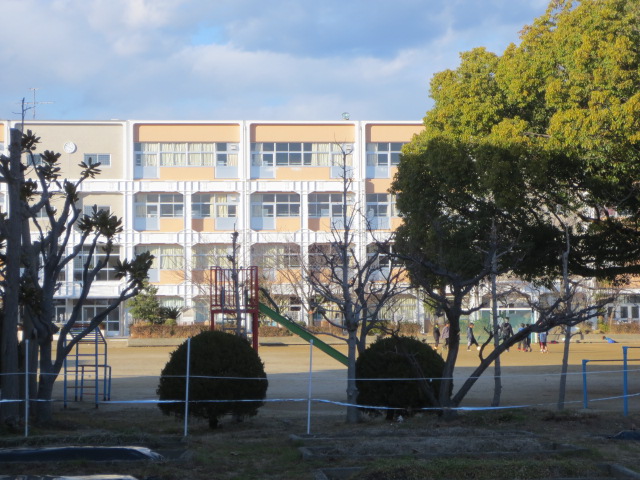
[157,331,268,429]
[356,336,448,419]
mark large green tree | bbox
[421,0,640,279]
[393,0,639,411]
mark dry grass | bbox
[0,405,638,479]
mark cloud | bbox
[0,0,550,121]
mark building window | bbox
[83,204,111,217]
[77,299,120,333]
[366,194,396,229]
[192,193,238,219]
[24,153,43,166]
[252,243,301,269]
[308,193,350,218]
[73,246,121,281]
[193,244,232,270]
[366,142,404,167]
[134,142,238,167]
[215,143,239,166]
[135,245,185,270]
[378,295,417,323]
[251,193,300,217]
[84,153,111,167]
[308,243,343,270]
[135,193,184,218]
[251,143,353,167]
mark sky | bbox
[0,0,549,122]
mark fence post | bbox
[307,339,313,435]
[623,346,629,417]
[24,339,29,438]
[184,337,191,437]
[582,359,589,410]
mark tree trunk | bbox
[440,308,461,418]
[557,326,571,410]
[557,227,572,411]
[35,369,56,424]
[345,329,360,424]
[490,267,502,407]
[1,129,24,426]
[35,340,57,424]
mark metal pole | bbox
[24,339,29,438]
[306,339,313,435]
[582,359,589,409]
[623,346,629,417]
[94,327,99,408]
[184,337,191,437]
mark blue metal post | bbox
[623,346,629,417]
[582,359,589,409]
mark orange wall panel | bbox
[275,166,332,181]
[252,124,355,142]
[308,218,337,232]
[276,217,301,232]
[135,124,240,142]
[160,218,185,231]
[159,270,185,284]
[366,123,423,142]
[365,179,394,193]
[391,217,404,230]
[159,166,214,181]
[192,218,214,232]
[191,270,213,284]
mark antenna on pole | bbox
[23,88,53,120]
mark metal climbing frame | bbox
[209,266,260,350]
[63,325,112,408]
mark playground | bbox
[54,335,640,418]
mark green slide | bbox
[258,302,348,366]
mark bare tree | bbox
[306,145,410,423]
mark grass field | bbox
[0,338,637,479]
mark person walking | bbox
[517,323,526,351]
[501,319,514,352]
[432,323,441,349]
[441,322,450,350]
[539,330,548,353]
[467,322,479,351]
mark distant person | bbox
[433,324,441,348]
[442,322,450,349]
[467,322,479,351]
[602,335,617,343]
[501,319,514,352]
[525,328,532,352]
[539,330,548,353]
[517,323,527,351]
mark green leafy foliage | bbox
[127,282,163,324]
[400,0,640,283]
[356,336,447,419]
[157,331,268,429]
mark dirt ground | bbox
[54,337,640,418]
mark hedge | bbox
[130,324,208,338]
[131,321,422,338]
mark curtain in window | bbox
[193,244,232,269]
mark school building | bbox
[0,120,427,336]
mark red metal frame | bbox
[209,266,260,350]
